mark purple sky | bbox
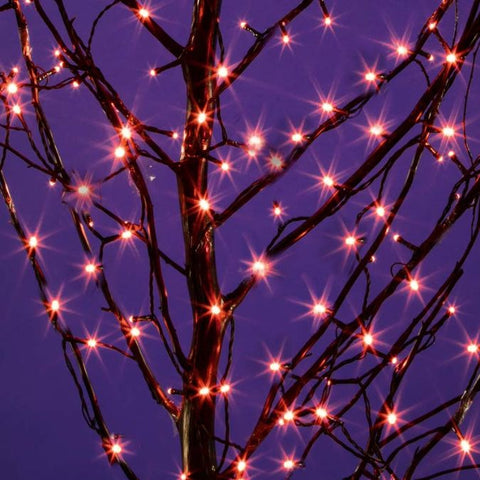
[1,1,480,479]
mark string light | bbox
[138,8,150,19]
[217,65,228,78]
[323,175,334,187]
[237,460,247,472]
[375,205,386,217]
[199,386,210,396]
[283,459,295,470]
[210,304,221,315]
[442,126,455,138]
[114,146,126,158]
[291,132,303,143]
[460,439,471,453]
[363,332,374,346]
[220,383,230,394]
[323,16,332,26]
[87,338,97,348]
[387,412,397,425]
[198,198,210,212]
[111,442,122,455]
[282,34,290,44]
[50,299,60,312]
[409,279,419,291]
[197,111,207,124]
[446,52,457,64]
[467,343,478,353]
[269,361,281,372]
[12,104,21,115]
[315,407,328,420]
[345,235,356,246]
[84,263,96,274]
[6,83,18,94]
[220,161,230,172]
[312,302,327,315]
[121,229,133,240]
[321,102,334,113]
[364,71,377,82]
[28,236,38,249]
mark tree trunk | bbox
[177,1,223,478]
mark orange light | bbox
[198,198,210,211]
[197,112,207,124]
[217,65,228,78]
[211,304,221,315]
[121,230,133,240]
[446,52,457,64]
[199,386,210,396]
[111,443,122,454]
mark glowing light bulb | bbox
[121,229,133,240]
[396,45,408,56]
[248,134,263,149]
[12,104,21,115]
[323,16,332,26]
[270,361,281,372]
[237,460,247,472]
[138,8,150,18]
[467,343,478,353]
[363,333,373,346]
[85,263,96,274]
[313,303,327,315]
[180,474,187,480]
[345,236,356,246]
[315,407,328,419]
[283,410,294,422]
[393,234,400,242]
[370,124,384,136]
[391,356,398,365]
[121,126,132,139]
[273,205,282,217]
[199,386,210,396]
[446,52,457,64]
[428,22,437,30]
[217,65,228,78]
[72,80,80,88]
[51,299,60,312]
[111,443,122,454]
[376,206,385,217]
[54,49,61,57]
[365,71,377,82]
[282,34,290,44]
[149,68,157,77]
[220,384,230,394]
[460,439,471,453]
[387,412,397,425]
[28,235,40,248]
[220,161,230,171]
[130,327,141,337]
[442,126,455,138]
[211,304,221,315]
[198,198,210,211]
[87,338,97,348]
[410,279,419,291]
[252,260,267,276]
[323,176,334,187]
[321,102,334,113]
[77,184,90,196]
[269,154,283,169]
[240,21,247,29]
[291,132,303,143]
[114,146,126,158]
[283,459,295,470]
[448,306,456,315]
[7,83,18,94]
[197,112,207,124]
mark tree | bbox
[2,0,480,478]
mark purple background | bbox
[1,1,480,479]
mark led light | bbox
[87,338,97,348]
[442,126,455,138]
[393,234,400,242]
[323,176,334,187]
[396,45,408,56]
[248,134,263,149]
[370,124,383,136]
[111,443,122,454]
[270,361,281,372]
[283,410,294,421]
[460,439,471,453]
[121,230,133,240]
[12,104,21,115]
[237,460,247,472]
[217,65,228,78]
[315,407,328,419]
[283,459,295,470]
[282,34,290,44]
[387,413,397,425]
[198,198,210,211]
[77,184,90,196]
[365,71,376,82]
[220,161,230,171]
[428,22,437,30]
[446,53,457,64]
[211,304,221,315]
[85,263,96,273]
[269,154,283,169]
[291,132,303,143]
[121,127,132,139]
[323,16,332,26]
[130,327,141,337]
[252,260,266,276]
[345,236,356,246]
[220,384,230,394]
[114,146,126,158]
[322,102,334,113]
[313,303,327,315]
[376,206,386,217]
[448,306,456,315]
[7,83,18,94]
[51,299,60,312]
[273,205,282,216]
[410,279,419,291]
[199,386,210,396]
[391,356,398,365]
[240,21,247,29]
[138,8,150,18]
[197,112,207,124]
[467,343,478,353]
[72,80,80,88]
[363,333,373,346]
[149,68,157,77]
